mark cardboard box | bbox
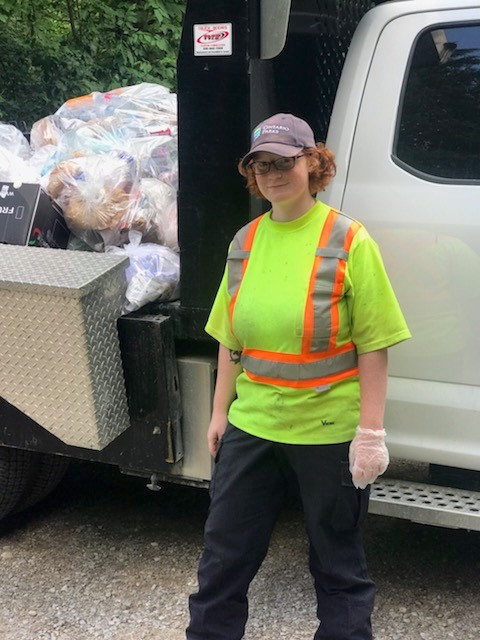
[0,182,70,249]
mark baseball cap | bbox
[241,113,316,167]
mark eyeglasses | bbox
[247,154,305,175]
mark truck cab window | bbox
[394,24,480,181]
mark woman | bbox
[186,113,410,640]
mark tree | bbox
[0,0,186,128]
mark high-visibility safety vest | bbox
[227,209,361,388]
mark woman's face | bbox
[251,151,311,205]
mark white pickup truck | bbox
[322,0,480,528]
[0,0,479,530]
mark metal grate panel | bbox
[310,0,374,139]
[370,478,480,531]
[274,1,374,142]
[0,244,127,297]
[0,246,130,450]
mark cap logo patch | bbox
[253,127,262,141]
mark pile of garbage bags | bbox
[0,83,180,313]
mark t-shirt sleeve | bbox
[205,264,243,350]
[346,229,412,354]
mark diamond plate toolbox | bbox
[0,245,131,450]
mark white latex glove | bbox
[349,426,389,490]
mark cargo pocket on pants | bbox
[330,461,370,532]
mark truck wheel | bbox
[0,447,36,520]
[13,453,70,513]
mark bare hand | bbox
[207,413,228,457]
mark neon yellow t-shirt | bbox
[205,201,411,444]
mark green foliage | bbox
[0,34,50,128]
[0,0,186,128]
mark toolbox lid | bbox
[0,245,128,298]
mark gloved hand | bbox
[349,426,389,490]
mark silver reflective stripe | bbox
[241,349,358,381]
[227,253,243,297]
[227,221,256,297]
[311,213,355,352]
[316,247,349,260]
[228,249,250,260]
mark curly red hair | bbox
[238,143,336,199]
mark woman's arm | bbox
[349,348,390,489]
[358,348,388,429]
[207,343,243,456]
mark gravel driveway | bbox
[0,460,479,640]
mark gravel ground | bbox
[0,460,479,640]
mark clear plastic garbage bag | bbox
[107,231,180,313]
[0,123,31,160]
[46,152,138,241]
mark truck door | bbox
[338,6,480,468]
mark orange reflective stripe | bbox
[328,220,361,349]
[243,341,356,363]
[242,216,263,251]
[245,367,359,389]
[228,215,265,335]
[228,290,238,335]
[241,344,357,384]
[226,208,361,389]
[328,270,344,350]
[241,215,263,278]
[344,220,362,251]
[302,209,338,353]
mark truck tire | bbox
[0,447,36,520]
[13,453,70,513]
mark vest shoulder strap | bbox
[227,214,265,297]
[227,214,265,259]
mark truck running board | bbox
[370,479,480,531]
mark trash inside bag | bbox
[136,178,178,251]
[107,231,180,313]
[2,83,178,251]
[55,83,177,131]
[34,82,179,249]
[30,114,89,152]
[47,152,138,238]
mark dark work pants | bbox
[186,424,375,640]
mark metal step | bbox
[369,478,480,531]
